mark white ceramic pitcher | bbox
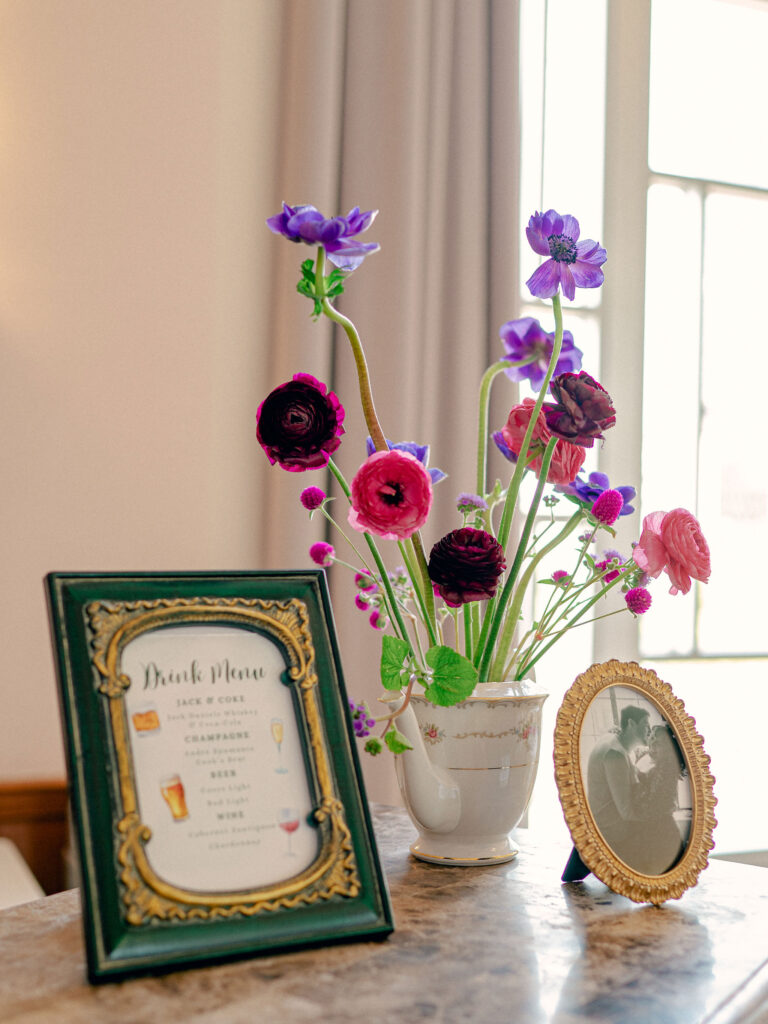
[389,678,548,865]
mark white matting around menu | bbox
[120,624,318,892]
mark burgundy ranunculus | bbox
[543,371,616,448]
[428,528,506,607]
[256,373,344,472]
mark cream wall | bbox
[0,2,282,779]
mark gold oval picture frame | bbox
[554,660,717,904]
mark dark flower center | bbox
[379,481,405,507]
[547,233,577,263]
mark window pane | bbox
[651,659,767,854]
[519,0,607,309]
[640,183,701,656]
[649,0,768,190]
[697,190,768,654]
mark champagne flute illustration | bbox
[271,716,287,774]
[278,807,300,856]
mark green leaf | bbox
[384,726,413,754]
[296,259,323,319]
[364,737,384,756]
[325,268,347,299]
[380,634,412,691]
[422,646,478,706]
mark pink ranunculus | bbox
[633,508,711,596]
[501,398,585,486]
[348,449,433,541]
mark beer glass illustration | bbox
[271,717,287,774]
[131,704,161,736]
[160,774,189,821]
[278,807,300,855]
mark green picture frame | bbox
[46,571,393,983]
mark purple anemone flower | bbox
[365,437,447,484]
[525,210,607,301]
[555,471,636,517]
[491,430,517,463]
[499,317,583,391]
[267,202,380,271]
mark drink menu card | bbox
[122,624,317,891]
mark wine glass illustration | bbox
[278,808,300,856]
[271,716,287,774]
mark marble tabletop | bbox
[2,805,768,1023]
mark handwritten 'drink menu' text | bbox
[120,624,317,892]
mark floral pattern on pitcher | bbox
[452,715,538,748]
[421,723,446,745]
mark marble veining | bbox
[1,805,768,1022]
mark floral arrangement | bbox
[259,202,711,755]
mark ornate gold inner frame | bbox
[85,596,359,925]
[554,660,717,905]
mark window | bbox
[520,0,768,854]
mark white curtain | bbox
[257,0,521,801]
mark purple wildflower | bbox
[309,542,335,567]
[552,570,571,587]
[369,609,387,630]
[457,493,488,514]
[556,472,636,517]
[266,203,380,271]
[525,210,607,301]
[348,698,377,738]
[365,437,446,484]
[300,486,326,511]
[499,317,583,392]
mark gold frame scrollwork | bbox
[554,660,717,905]
[85,596,360,926]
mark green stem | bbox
[496,293,564,553]
[477,436,558,681]
[328,458,411,646]
[317,247,387,453]
[531,531,596,639]
[488,509,583,679]
[463,605,472,660]
[410,532,437,645]
[476,356,536,497]
[397,539,432,642]
[517,570,630,677]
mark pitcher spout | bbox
[385,695,461,834]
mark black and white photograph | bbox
[580,684,692,876]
